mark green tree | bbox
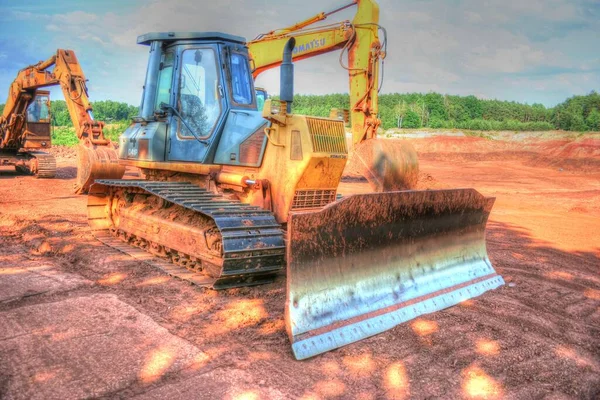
[571,114,588,131]
[586,108,600,131]
[393,101,408,127]
[51,100,72,126]
[463,95,483,119]
[402,110,422,128]
[424,92,447,121]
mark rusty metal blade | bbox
[286,189,504,360]
[75,143,125,194]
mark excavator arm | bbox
[248,0,384,147]
[0,49,125,192]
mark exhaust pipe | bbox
[280,38,296,113]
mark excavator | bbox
[0,49,125,192]
[87,0,504,360]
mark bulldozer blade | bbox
[286,188,503,360]
[75,142,125,194]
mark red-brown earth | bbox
[0,133,598,399]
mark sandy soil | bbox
[1,134,599,399]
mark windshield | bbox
[178,48,221,138]
[27,95,49,122]
[230,52,253,105]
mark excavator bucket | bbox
[75,142,125,194]
[286,188,503,360]
[349,139,420,191]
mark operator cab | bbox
[23,91,52,149]
[120,32,268,167]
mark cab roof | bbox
[137,32,246,46]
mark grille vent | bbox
[291,189,337,210]
[306,117,347,154]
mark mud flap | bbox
[286,189,504,360]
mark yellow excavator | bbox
[0,49,125,192]
[87,0,503,360]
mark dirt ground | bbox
[1,133,599,399]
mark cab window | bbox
[154,52,174,111]
[178,48,221,138]
[27,95,49,122]
[255,89,267,111]
[229,52,253,105]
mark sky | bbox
[0,0,598,108]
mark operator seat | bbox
[180,94,209,136]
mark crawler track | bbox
[88,180,286,289]
[31,151,56,178]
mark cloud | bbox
[465,45,557,74]
[53,11,97,24]
[464,11,483,24]
[404,11,432,23]
[0,0,597,107]
[8,10,43,20]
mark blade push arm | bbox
[247,0,384,146]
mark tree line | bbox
[291,91,600,132]
[48,100,139,126]
[0,100,137,126]
[1,92,599,132]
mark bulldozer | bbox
[87,0,503,360]
[0,50,125,192]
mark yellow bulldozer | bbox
[0,50,125,192]
[87,0,503,359]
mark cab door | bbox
[167,46,226,163]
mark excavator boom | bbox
[249,0,382,146]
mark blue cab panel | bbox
[119,122,167,161]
